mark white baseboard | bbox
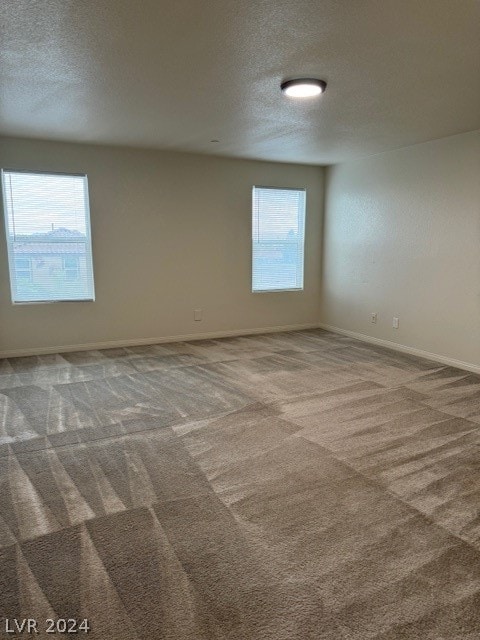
[3,321,479,375]
[0,322,322,359]
[319,323,480,375]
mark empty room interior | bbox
[1,1,480,638]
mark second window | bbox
[252,186,306,292]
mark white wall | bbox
[0,137,324,355]
[321,130,480,368]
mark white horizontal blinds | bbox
[2,170,95,303]
[252,186,306,292]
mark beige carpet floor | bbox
[1,329,480,639]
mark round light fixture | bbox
[281,78,327,98]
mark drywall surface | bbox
[321,130,480,367]
[0,137,323,354]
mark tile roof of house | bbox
[14,228,87,255]
[15,243,86,254]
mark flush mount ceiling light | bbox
[281,78,327,98]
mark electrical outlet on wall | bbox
[392,317,399,329]
[370,313,377,324]
[194,309,202,321]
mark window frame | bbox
[251,185,306,294]
[1,168,96,305]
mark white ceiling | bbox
[0,0,479,164]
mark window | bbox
[1,170,95,303]
[62,256,80,282]
[14,257,33,283]
[252,186,306,292]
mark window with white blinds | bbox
[252,186,306,292]
[1,170,95,303]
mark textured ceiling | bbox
[0,0,479,164]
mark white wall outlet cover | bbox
[370,313,377,324]
[393,317,399,329]
[194,309,202,321]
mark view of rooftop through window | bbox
[252,186,306,292]
[4,171,88,237]
[2,170,95,303]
